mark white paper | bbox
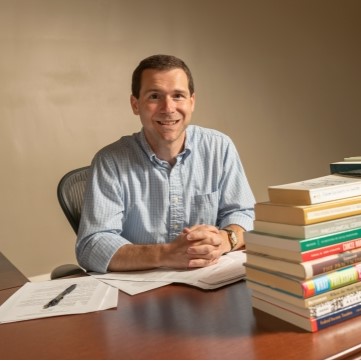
[91,251,247,294]
[99,279,171,295]
[0,277,118,323]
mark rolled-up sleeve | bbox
[76,153,131,273]
[217,139,255,231]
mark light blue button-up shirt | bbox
[76,125,255,272]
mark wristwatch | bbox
[223,228,238,251]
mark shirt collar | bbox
[138,127,193,163]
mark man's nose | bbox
[160,96,175,113]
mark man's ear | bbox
[190,93,196,112]
[130,95,139,115]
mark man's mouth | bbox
[157,120,180,126]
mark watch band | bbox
[222,228,238,251]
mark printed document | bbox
[91,250,247,295]
[0,276,118,323]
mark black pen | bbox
[43,284,77,309]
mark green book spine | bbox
[299,228,361,251]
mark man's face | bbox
[130,68,195,152]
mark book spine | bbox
[246,238,361,262]
[330,163,361,174]
[252,296,361,332]
[246,228,361,253]
[254,215,361,239]
[306,203,361,223]
[299,228,361,252]
[309,290,361,318]
[309,185,361,204]
[313,302,361,331]
[307,248,361,277]
[253,288,361,319]
[268,178,361,205]
[344,157,361,161]
[302,263,361,298]
[255,199,361,226]
[301,239,361,262]
[247,279,361,308]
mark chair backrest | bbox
[57,166,90,234]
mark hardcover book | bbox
[246,279,361,308]
[268,174,361,205]
[330,162,361,176]
[344,156,361,161]
[244,228,361,252]
[254,196,361,225]
[253,215,361,239]
[246,247,361,279]
[245,262,361,298]
[252,289,361,318]
[251,295,361,332]
[245,237,361,262]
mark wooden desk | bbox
[0,252,28,290]
[1,278,361,359]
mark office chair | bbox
[51,166,90,279]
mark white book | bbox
[253,215,361,239]
[268,174,361,205]
[344,156,361,161]
[252,289,361,318]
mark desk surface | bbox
[1,278,361,359]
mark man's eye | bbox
[173,94,185,100]
[149,93,160,100]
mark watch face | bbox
[230,232,237,246]
[223,228,238,250]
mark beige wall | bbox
[1,0,361,277]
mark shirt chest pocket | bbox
[189,190,219,225]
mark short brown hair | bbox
[131,54,195,98]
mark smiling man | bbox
[76,54,255,273]
[130,66,194,165]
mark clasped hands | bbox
[167,224,229,269]
[108,224,233,272]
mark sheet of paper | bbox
[91,251,247,294]
[99,279,171,295]
[0,276,118,323]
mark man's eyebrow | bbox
[145,88,188,93]
[144,88,161,93]
[143,88,189,95]
[173,89,188,94]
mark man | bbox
[76,54,255,273]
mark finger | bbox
[187,231,222,247]
[185,224,220,234]
[196,225,219,233]
[182,224,205,233]
[188,258,219,268]
[187,244,213,255]
[187,243,223,255]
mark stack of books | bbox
[244,168,361,332]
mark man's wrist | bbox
[221,229,235,254]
